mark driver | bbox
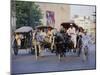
[67,23,77,49]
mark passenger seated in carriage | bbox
[40,29,46,40]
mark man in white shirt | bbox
[40,30,46,42]
[67,23,77,48]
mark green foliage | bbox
[15,1,43,28]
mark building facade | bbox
[36,2,70,31]
[73,16,96,43]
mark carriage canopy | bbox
[14,26,33,49]
[14,26,33,34]
[61,22,79,30]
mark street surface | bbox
[11,43,96,74]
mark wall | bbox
[36,2,70,31]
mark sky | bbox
[70,5,96,20]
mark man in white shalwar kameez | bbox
[67,23,77,48]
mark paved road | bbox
[11,44,96,74]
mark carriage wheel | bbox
[14,48,18,55]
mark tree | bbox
[15,1,43,28]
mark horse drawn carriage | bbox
[32,23,88,61]
[32,25,56,59]
[12,24,88,61]
[12,26,34,55]
[61,22,80,53]
[59,22,88,61]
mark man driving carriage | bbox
[60,22,83,53]
[67,23,77,49]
